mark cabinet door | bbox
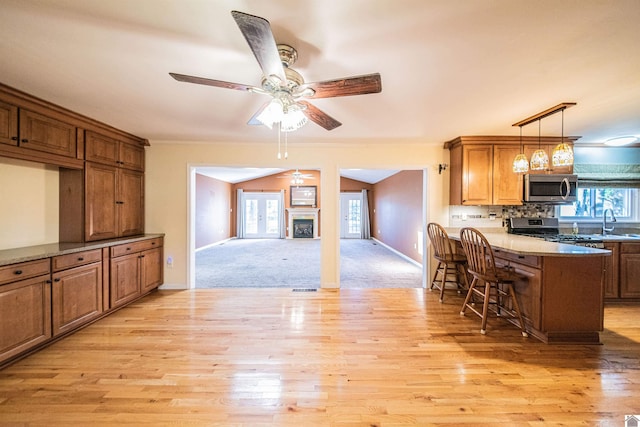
[493,145,523,205]
[620,244,640,298]
[85,130,119,166]
[603,242,619,299]
[0,275,52,364]
[110,253,140,308]
[0,100,18,146]
[119,142,145,171]
[19,109,77,157]
[462,145,492,205]
[140,247,163,294]
[86,162,119,241]
[52,262,103,336]
[118,169,144,237]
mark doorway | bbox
[242,192,281,238]
[340,192,362,238]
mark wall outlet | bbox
[167,256,173,268]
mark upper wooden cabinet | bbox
[445,136,576,206]
[19,108,77,158]
[0,99,18,146]
[85,130,145,171]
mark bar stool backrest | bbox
[427,222,456,262]
[459,227,498,282]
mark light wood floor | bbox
[1,288,639,426]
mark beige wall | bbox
[146,140,450,289]
[0,157,59,250]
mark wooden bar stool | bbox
[458,227,528,337]
[427,222,469,302]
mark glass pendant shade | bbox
[280,105,308,132]
[552,142,574,166]
[530,149,549,171]
[512,153,529,173]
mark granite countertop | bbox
[444,228,611,257]
[0,234,165,266]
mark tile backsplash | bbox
[449,204,555,229]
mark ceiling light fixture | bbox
[530,119,549,171]
[604,136,639,146]
[512,126,529,173]
[512,102,576,173]
[551,107,573,167]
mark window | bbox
[558,187,638,220]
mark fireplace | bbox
[286,208,319,239]
[293,219,314,238]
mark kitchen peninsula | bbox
[447,228,611,344]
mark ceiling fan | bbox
[169,10,382,132]
[278,169,315,180]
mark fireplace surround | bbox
[286,208,319,239]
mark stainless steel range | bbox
[508,217,605,248]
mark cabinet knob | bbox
[46,279,52,284]
[11,136,18,141]
[14,269,23,275]
[21,138,28,143]
[126,247,131,251]
[53,278,60,282]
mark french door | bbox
[244,193,281,238]
[340,192,362,239]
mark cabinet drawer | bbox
[111,238,162,258]
[52,249,103,272]
[0,259,50,286]
[621,243,640,254]
[494,249,541,268]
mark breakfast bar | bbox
[446,228,611,344]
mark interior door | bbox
[340,192,362,239]
[244,193,281,238]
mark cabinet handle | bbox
[126,247,131,251]
[116,201,124,204]
[53,278,60,282]
[11,136,18,141]
[21,138,28,143]
[46,279,52,284]
[14,269,23,275]
[518,255,525,259]
[78,257,84,261]
[151,242,156,245]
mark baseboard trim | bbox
[195,237,235,252]
[371,238,422,268]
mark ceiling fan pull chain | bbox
[277,126,282,159]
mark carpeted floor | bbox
[195,238,423,288]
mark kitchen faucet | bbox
[603,208,617,234]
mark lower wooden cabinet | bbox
[0,236,163,367]
[603,242,620,299]
[620,243,640,298]
[51,249,103,336]
[0,259,52,365]
[110,237,163,309]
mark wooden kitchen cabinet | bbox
[110,237,163,309]
[84,162,144,241]
[603,242,620,299]
[0,259,52,365]
[51,249,104,336]
[446,137,523,205]
[620,243,640,298]
[19,108,77,158]
[0,99,18,146]
[85,130,145,172]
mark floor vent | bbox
[292,288,318,292]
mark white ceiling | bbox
[196,166,399,184]
[1,0,639,148]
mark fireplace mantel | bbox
[286,208,320,239]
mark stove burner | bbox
[508,217,604,248]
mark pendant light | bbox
[512,126,529,173]
[551,108,574,167]
[530,119,549,171]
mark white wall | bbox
[0,157,59,250]
[145,140,450,289]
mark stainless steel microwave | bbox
[523,174,578,203]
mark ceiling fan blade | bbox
[231,10,286,84]
[298,73,382,99]
[298,101,342,131]
[169,72,260,92]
